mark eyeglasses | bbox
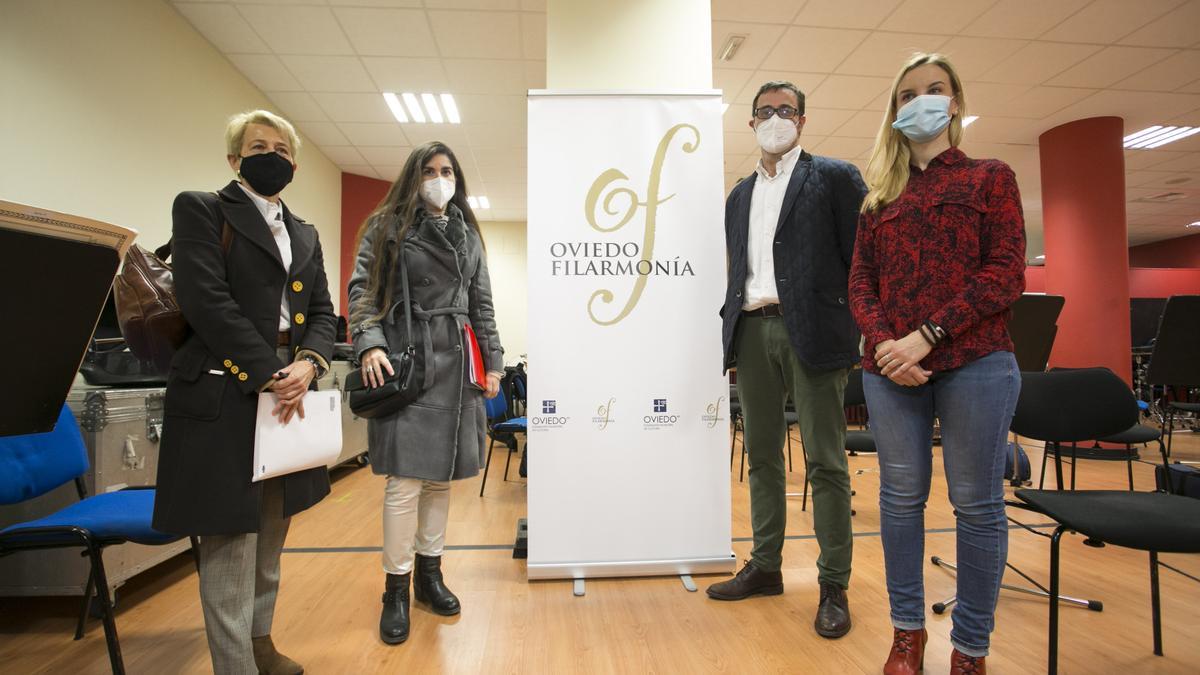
[753,105,800,120]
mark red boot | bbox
[883,628,927,674]
[950,648,986,675]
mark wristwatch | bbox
[299,354,326,378]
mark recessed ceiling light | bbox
[467,196,478,208]
[382,92,408,123]
[721,102,730,115]
[478,196,491,209]
[383,92,461,125]
[1124,125,1200,149]
[1035,254,1045,259]
[421,93,444,124]
[962,115,979,127]
[401,92,426,123]
[440,94,461,124]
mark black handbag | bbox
[344,246,425,418]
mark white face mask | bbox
[421,176,455,211]
[755,114,799,154]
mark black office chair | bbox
[843,368,874,456]
[1009,368,1200,674]
[1144,295,1200,458]
[1037,388,1164,492]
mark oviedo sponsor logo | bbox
[532,399,570,428]
[702,396,726,429]
[592,398,616,430]
[546,123,701,327]
[643,397,679,430]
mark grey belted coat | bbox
[348,205,504,481]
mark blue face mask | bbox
[892,95,953,144]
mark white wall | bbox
[478,220,528,366]
[0,0,343,311]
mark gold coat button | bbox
[230,365,239,374]
[294,313,305,325]
[292,280,303,293]
[223,359,233,368]
[238,372,248,382]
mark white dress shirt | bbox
[743,145,803,311]
[237,182,292,331]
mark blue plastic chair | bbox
[0,405,191,674]
[479,393,527,496]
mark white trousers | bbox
[383,476,450,574]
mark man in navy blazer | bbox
[710,81,867,641]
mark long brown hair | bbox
[862,52,967,213]
[350,141,481,325]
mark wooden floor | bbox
[2,428,1198,674]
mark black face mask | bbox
[238,152,294,197]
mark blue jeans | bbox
[863,351,1020,658]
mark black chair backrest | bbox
[1145,295,1200,387]
[1011,368,1138,443]
[844,368,865,407]
[1007,293,1065,372]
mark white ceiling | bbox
[172,0,1200,254]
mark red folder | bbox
[464,323,486,390]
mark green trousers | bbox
[735,315,853,587]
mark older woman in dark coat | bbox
[153,110,336,675]
[348,141,504,646]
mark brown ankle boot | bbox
[252,635,304,675]
[950,648,986,675]
[883,628,926,675]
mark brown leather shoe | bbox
[814,581,851,638]
[883,628,927,675]
[252,635,304,675]
[705,560,783,600]
[950,648,986,675]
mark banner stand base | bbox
[527,554,735,581]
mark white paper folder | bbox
[252,390,343,482]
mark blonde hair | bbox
[225,110,301,158]
[861,53,966,213]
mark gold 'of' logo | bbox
[595,398,615,430]
[705,396,726,428]
[583,123,701,326]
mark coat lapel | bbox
[774,151,814,235]
[732,177,754,260]
[282,205,314,275]
[217,181,284,271]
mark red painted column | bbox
[339,173,392,318]
[1039,117,1132,384]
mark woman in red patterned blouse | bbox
[849,53,1026,675]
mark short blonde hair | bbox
[225,110,301,158]
[862,53,966,213]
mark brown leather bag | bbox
[114,221,231,373]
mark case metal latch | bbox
[123,436,145,470]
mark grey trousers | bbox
[197,477,291,675]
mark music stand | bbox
[1008,293,1065,372]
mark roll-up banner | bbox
[526,91,733,580]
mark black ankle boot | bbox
[413,553,461,616]
[380,572,410,644]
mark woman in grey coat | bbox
[348,141,504,646]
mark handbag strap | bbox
[399,242,415,353]
[158,192,233,260]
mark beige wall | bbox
[0,0,343,311]
[478,221,528,366]
[547,0,712,89]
